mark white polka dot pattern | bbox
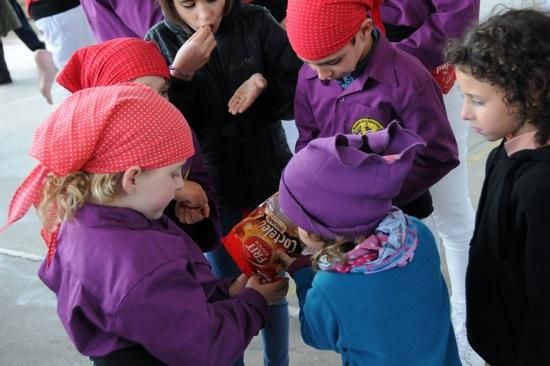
[2,83,194,233]
[286,0,384,60]
[57,38,169,93]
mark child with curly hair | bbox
[445,8,550,365]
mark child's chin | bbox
[142,211,164,220]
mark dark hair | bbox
[445,8,550,145]
[157,0,233,33]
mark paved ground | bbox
[0,1,531,364]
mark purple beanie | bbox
[279,121,426,239]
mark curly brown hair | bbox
[445,8,550,145]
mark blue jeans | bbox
[207,207,289,366]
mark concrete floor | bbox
[0,1,538,364]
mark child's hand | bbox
[229,273,248,297]
[228,73,267,115]
[246,275,289,305]
[171,26,216,80]
[174,180,210,224]
[175,206,209,224]
[273,250,297,268]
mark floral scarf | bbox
[318,208,418,274]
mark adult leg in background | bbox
[0,40,12,84]
[7,0,56,103]
[427,85,484,366]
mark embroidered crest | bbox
[351,118,384,135]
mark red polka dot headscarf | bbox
[56,38,169,92]
[286,0,385,61]
[2,84,194,263]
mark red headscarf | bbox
[56,38,169,92]
[2,84,194,264]
[286,0,385,61]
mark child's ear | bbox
[358,18,374,40]
[121,166,143,194]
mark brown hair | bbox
[445,8,550,145]
[38,171,124,233]
[157,0,233,34]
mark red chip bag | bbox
[221,193,302,283]
[430,64,456,94]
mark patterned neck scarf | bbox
[338,28,379,89]
[318,208,418,274]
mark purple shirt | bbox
[38,204,266,365]
[80,0,163,41]
[294,35,459,206]
[381,0,480,68]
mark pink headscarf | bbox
[2,84,194,263]
[56,38,169,92]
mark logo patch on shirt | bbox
[351,118,384,135]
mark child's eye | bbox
[471,99,485,106]
[178,1,195,8]
[326,58,342,66]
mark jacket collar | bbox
[75,204,174,232]
[302,33,398,94]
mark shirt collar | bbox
[75,203,173,232]
[504,130,540,156]
[302,32,397,91]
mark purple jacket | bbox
[38,204,267,365]
[380,0,480,68]
[294,35,458,206]
[80,0,163,41]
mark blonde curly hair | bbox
[38,171,124,233]
[307,231,366,270]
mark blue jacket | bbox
[289,218,460,365]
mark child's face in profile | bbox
[303,36,364,81]
[302,20,373,81]
[456,69,524,141]
[131,76,169,99]
[174,0,225,34]
[130,160,187,220]
[298,227,324,253]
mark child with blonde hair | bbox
[56,37,221,251]
[277,122,460,365]
[2,84,288,365]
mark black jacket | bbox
[146,0,302,208]
[467,141,550,365]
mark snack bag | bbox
[430,64,456,94]
[221,193,302,283]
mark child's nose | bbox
[460,101,473,121]
[196,4,212,23]
[312,67,332,81]
[175,177,185,190]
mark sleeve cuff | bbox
[287,255,312,275]
[235,287,268,318]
